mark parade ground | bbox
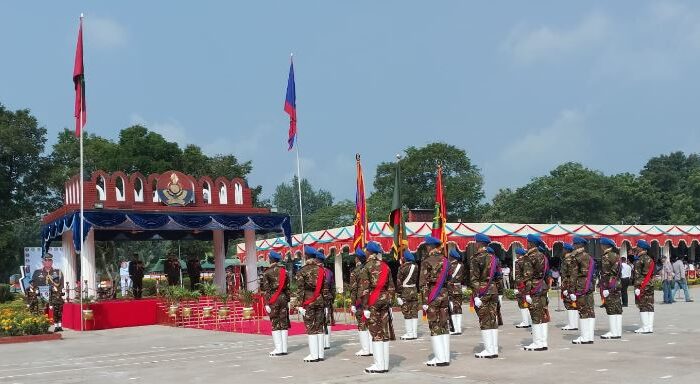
[1,288,697,384]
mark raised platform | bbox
[63,299,159,330]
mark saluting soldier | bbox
[470,234,500,358]
[569,236,596,344]
[560,242,579,331]
[599,238,623,340]
[633,240,655,334]
[396,249,419,340]
[513,247,531,329]
[448,248,466,335]
[32,253,65,332]
[419,236,451,367]
[360,241,395,374]
[322,256,336,350]
[350,248,372,356]
[522,234,550,351]
[261,251,290,356]
[25,280,40,315]
[293,246,328,362]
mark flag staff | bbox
[286,53,304,241]
[77,12,85,332]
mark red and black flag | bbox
[388,161,406,259]
[352,154,368,250]
[73,16,86,137]
[432,163,447,246]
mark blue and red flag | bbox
[284,57,296,150]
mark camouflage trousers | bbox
[475,294,499,330]
[426,289,450,336]
[400,298,419,319]
[27,299,40,316]
[576,292,595,319]
[563,293,577,310]
[325,302,336,326]
[49,294,64,323]
[269,300,290,331]
[636,286,654,312]
[516,294,528,309]
[527,294,549,324]
[355,309,369,331]
[449,291,464,314]
[604,291,622,315]
[368,302,393,342]
[302,302,326,335]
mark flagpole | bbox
[78,12,85,333]
[290,53,305,243]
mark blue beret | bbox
[636,239,650,250]
[474,233,491,243]
[515,248,527,256]
[572,236,588,245]
[562,243,574,252]
[355,247,367,259]
[403,250,415,262]
[449,249,462,260]
[424,236,441,246]
[366,241,383,254]
[304,245,317,256]
[486,246,495,254]
[526,234,544,246]
[599,238,616,247]
[269,251,282,261]
[315,250,326,260]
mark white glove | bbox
[49,306,54,310]
[396,297,404,306]
[363,310,371,319]
[474,297,482,308]
[449,301,454,310]
[513,289,519,295]
[350,305,357,314]
[525,295,532,304]
[324,307,329,316]
[422,304,429,311]
[499,295,503,305]
[603,290,610,298]
[297,307,305,317]
[562,290,568,297]
[265,305,271,314]
[569,294,577,301]
[635,288,641,296]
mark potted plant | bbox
[238,289,255,319]
[181,288,200,318]
[163,286,179,318]
[217,292,230,319]
[198,282,218,318]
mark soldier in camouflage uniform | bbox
[261,251,290,356]
[25,280,40,315]
[360,241,395,374]
[350,248,372,356]
[32,253,64,332]
[569,236,596,344]
[470,234,500,358]
[294,246,328,362]
[560,242,579,331]
[513,247,531,328]
[396,249,419,340]
[322,259,336,350]
[599,238,623,340]
[419,236,451,367]
[447,248,465,335]
[633,240,655,334]
[522,234,549,351]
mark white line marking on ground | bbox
[667,342,676,345]
[660,375,673,379]
[543,362,552,365]
[596,369,608,372]
[453,376,466,379]
[280,376,293,379]
[664,356,675,359]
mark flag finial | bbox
[80,13,84,18]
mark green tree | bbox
[306,200,355,231]
[371,142,484,221]
[272,177,333,233]
[639,151,700,223]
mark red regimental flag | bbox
[352,155,368,250]
[432,164,447,245]
[73,17,86,137]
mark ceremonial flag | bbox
[388,162,406,258]
[432,163,447,246]
[352,154,368,250]
[73,17,86,137]
[284,58,296,150]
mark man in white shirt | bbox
[620,256,632,307]
[119,260,131,297]
[501,265,511,289]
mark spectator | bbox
[620,256,632,307]
[661,256,674,304]
[501,265,511,289]
[119,259,131,297]
[672,257,693,302]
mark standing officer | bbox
[32,253,64,332]
[560,242,579,331]
[599,238,622,340]
[350,248,372,356]
[448,248,465,335]
[186,255,202,291]
[633,240,655,334]
[396,249,419,340]
[132,259,145,299]
[470,234,500,358]
[322,255,336,350]
[261,251,290,356]
[569,236,596,344]
[25,280,40,315]
[165,255,181,286]
[360,241,395,374]
[294,246,328,362]
[419,236,451,367]
[522,234,550,351]
[513,247,531,329]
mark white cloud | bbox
[85,16,128,49]
[503,12,610,64]
[129,114,187,146]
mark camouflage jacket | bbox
[633,252,654,288]
[522,248,549,295]
[514,257,526,291]
[448,258,466,295]
[293,261,327,307]
[419,250,448,302]
[395,261,419,300]
[349,262,365,306]
[260,262,290,304]
[469,248,499,296]
[600,249,621,291]
[571,248,594,294]
[31,268,64,294]
[323,267,336,306]
[560,251,577,292]
[360,256,395,307]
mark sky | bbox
[3,1,700,203]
